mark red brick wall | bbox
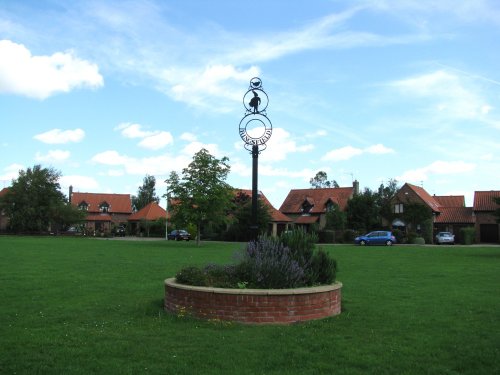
[164,278,342,324]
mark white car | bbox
[435,232,455,245]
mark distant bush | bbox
[460,227,475,245]
[174,229,338,289]
[343,229,357,243]
[407,231,418,244]
[411,237,425,245]
[318,230,335,243]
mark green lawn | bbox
[1,236,499,375]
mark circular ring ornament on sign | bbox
[239,113,273,146]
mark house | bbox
[235,189,292,236]
[473,191,500,243]
[0,187,9,232]
[128,201,166,236]
[69,186,132,234]
[279,181,358,231]
[391,183,475,243]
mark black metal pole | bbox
[251,145,259,239]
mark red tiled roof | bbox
[473,191,500,211]
[404,183,441,212]
[71,192,132,214]
[0,187,8,198]
[236,189,292,222]
[279,187,354,214]
[128,202,166,221]
[434,195,465,207]
[294,215,319,224]
[435,207,475,224]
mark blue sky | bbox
[1,0,499,209]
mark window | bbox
[325,200,337,212]
[78,201,89,211]
[301,201,313,214]
[394,203,404,214]
[99,202,110,213]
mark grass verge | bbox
[1,236,499,374]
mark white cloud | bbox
[138,132,174,150]
[389,70,492,121]
[397,160,476,182]
[34,128,85,144]
[115,123,173,150]
[91,150,131,165]
[322,146,363,161]
[0,163,24,182]
[180,132,197,142]
[115,123,154,138]
[365,144,395,154]
[0,40,103,99]
[322,144,395,161]
[160,64,260,111]
[260,128,314,163]
[182,141,220,157]
[35,150,70,163]
[91,150,191,176]
[60,175,99,191]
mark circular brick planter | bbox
[164,278,342,324]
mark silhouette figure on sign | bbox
[249,90,261,113]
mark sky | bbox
[1,0,499,209]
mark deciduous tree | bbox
[164,149,233,245]
[309,171,339,189]
[0,165,85,233]
[225,191,272,241]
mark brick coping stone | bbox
[164,278,342,324]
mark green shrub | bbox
[411,236,425,245]
[280,229,317,264]
[310,248,337,285]
[175,266,207,286]
[407,231,417,244]
[174,229,338,289]
[460,227,475,245]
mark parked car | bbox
[167,229,191,241]
[435,231,455,245]
[354,231,396,246]
[116,225,126,237]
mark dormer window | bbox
[301,198,314,214]
[78,201,89,211]
[99,201,110,213]
[325,199,338,212]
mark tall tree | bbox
[325,202,347,230]
[309,171,339,189]
[376,179,400,222]
[132,175,160,211]
[345,188,379,232]
[164,148,233,245]
[225,191,272,241]
[0,165,85,233]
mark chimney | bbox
[353,180,359,195]
[69,185,73,203]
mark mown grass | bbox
[1,236,499,374]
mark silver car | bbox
[435,232,455,245]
